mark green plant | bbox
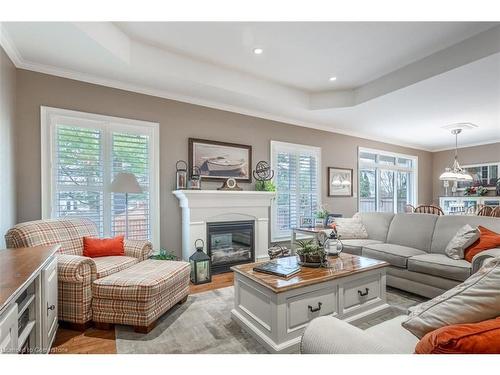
[315,205,329,219]
[150,248,177,260]
[255,180,276,192]
[295,239,323,256]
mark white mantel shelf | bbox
[173,190,276,261]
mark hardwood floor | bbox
[50,272,235,354]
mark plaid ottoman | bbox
[92,259,191,333]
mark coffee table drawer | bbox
[287,288,337,331]
[343,275,381,311]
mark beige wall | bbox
[0,46,16,247]
[432,142,500,202]
[15,69,433,256]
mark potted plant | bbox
[315,205,329,227]
[150,248,178,260]
[295,239,326,267]
[255,180,276,192]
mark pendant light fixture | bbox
[439,128,473,182]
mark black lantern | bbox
[176,160,188,190]
[189,239,211,284]
[188,166,202,190]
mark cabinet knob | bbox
[47,303,56,311]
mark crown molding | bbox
[431,138,500,153]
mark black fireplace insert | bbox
[207,220,255,274]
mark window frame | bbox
[270,140,321,242]
[457,162,500,190]
[41,106,160,248]
[357,147,418,213]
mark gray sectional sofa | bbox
[341,212,500,298]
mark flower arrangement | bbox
[464,186,488,196]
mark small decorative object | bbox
[325,213,342,227]
[464,186,488,196]
[315,205,329,227]
[328,167,353,197]
[217,177,242,190]
[176,160,188,190]
[295,239,327,267]
[150,248,178,260]
[300,216,313,227]
[189,239,212,285]
[323,230,343,257]
[188,166,202,190]
[268,243,291,259]
[253,160,275,191]
[189,138,252,182]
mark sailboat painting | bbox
[189,138,252,182]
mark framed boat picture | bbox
[188,138,252,182]
[328,167,353,197]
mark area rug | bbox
[115,286,426,354]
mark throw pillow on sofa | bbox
[415,317,500,354]
[444,224,480,260]
[334,217,369,239]
[83,235,125,258]
[464,226,500,263]
[402,257,500,339]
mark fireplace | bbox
[207,221,255,274]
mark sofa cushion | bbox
[407,254,471,282]
[93,256,139,279]
[431,215,500,254]
[357,212,394,241]
[334,217,369,239]
[365,315,419,354]
[386,213,438,252]
[342,239,383,256]
[444,224,480,260]
[362,243,426,268]
[402,257,500,338]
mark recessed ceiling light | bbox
[253,48,263,55]
[329,76,337,82]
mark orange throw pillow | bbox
[415,317,500,354]
[83,235,125,258]
[464,226,500,263]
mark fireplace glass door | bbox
[207,221,255,273]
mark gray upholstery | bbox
[472,248,500,273]
[362,243,426,268]
[386,213,438,252]
[407,254,471,282]
[431,215,500,254]
[387,267,461,291]
[342,239,383,256]
[357,212,394,241]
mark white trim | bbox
[357,146,418,213]
[432,139,500,153]
[40,106,160,249]
[270,140,321,242]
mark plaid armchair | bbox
[5,218,152,327]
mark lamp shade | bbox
[110,172,143,193]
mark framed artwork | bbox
[328,167,353,197]
[188,138,252,182]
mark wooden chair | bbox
[490,206,500,218]
[404,204,415,213]
[414,204,445,216]
[477,205,494,216]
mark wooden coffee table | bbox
[231,253,389,353]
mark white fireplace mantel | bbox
[173,190,276,261]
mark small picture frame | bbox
[300,217,313,228]
[328,167,353,197]
[325,213,343,227]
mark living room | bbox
[1,1,500,373]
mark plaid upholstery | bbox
[4,218,152,325]
[92,260,190,327]
[57,254,97,324]
[5,218,98,255]
[124,239,153,261]
[93,256,139,278]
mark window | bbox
[358,148,417,213]
[457,162,499,189]
[271,141,321,241]
[41,107,159,247]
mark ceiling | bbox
[1,21,499,151]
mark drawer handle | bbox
[308,302,322,313]
[47,303,56,311]
[358,288,370,297]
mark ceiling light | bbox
[439,128,473,182]
[329,77,337,82]
[253,48,263,55]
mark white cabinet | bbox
[0,304,18,354]
[42,257,58,351]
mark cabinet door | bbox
[0,304,18,354]
[42,257,58,351]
